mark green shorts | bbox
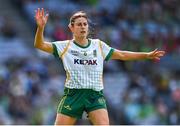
[57,88,107,119]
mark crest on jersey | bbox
[84,52,87,56]
[81,50,87,56]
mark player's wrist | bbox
[146,52,151,59]
[37,26,45,31]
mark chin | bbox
[80,35,87,38]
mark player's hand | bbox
[147,49,165,61]
[34,8,49,28]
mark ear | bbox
[68,24,74,33]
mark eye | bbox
[77,23,82,26]
[83,23,87,26]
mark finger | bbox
[40,8,42,16]
[155,51,159,55]
[39,8,43,17]
[153,48,158,52]
[151,51,157,56]
[45,13,49,22]
[155,52,161,57]
[151,48,158,54]
[35,10,39,19]
[155,50,166,57]
[37,8,40,16]
[158,51,165,54]
[42,8,44,17]
[34,10,37,18]
[154,57,160,61]
[156,50,165,54]
[156,51,165,56]
[157,54,164,57]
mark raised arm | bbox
[34,8,53,53]
[111,49,165,61]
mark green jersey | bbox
[52,39,114,91]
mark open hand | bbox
[147,49,165,61]
[34,8,49,28]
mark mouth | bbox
[81,31,86,34]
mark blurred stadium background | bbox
[0,0,179,125]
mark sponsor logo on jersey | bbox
[70,50,79,56]
[74,59,97,65]
[64,105,72,110]
[93,50,97,57]
[98,97,105,104]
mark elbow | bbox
[113,52,127,60]
[34,43,39,48]
[34,41,41,49]
[121,56,128,61]
[116,51,127,61]
[34,43,37,48]
[119,54,128,61]
[112,50,129,61]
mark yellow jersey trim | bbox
[60,40,71,58]
[99,41,105,59]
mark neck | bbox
[73,36,88,46]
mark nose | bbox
[81,24,86,28]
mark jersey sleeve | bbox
[52,40,69,58]
[100,40,114,61]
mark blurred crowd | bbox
[0,0,179,125]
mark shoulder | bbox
[89,38,102,44]
[52,40,70,45]
[88,38,109,47]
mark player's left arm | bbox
[111,49,165,61]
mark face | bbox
[70,17,88,38]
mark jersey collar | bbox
[73,39,91,48]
